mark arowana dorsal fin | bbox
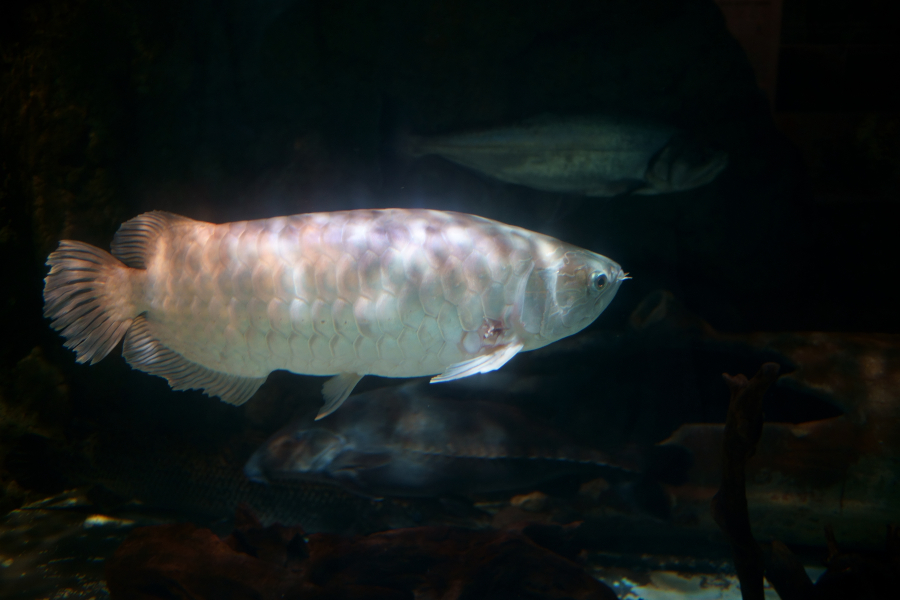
[111,211,196,269]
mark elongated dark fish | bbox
[88,450,408,532]
[43,209,624,419]
[245,382,636,497]
[402,115,728,196]
[4,431,481,534]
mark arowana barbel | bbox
[43,209,625,418]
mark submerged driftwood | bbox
[710,363,780,600]
[708,361,900,600]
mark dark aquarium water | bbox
[1,1,898,598]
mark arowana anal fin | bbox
[430,342,524,383]
[123,315,265,405]
[316,372,364,420]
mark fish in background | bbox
[244,381,639,498]
[43,209,625,419]
[399,114,728,196]
[2,432,482,535]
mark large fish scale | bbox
[141,211,526,381]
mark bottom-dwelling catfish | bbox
[43,209,625,419]
[244,381,638,498]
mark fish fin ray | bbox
[316,372,364,420]
[43,240,134,364]
[122,315,265,405]
[430,342,524,383]
[110,211,196,269]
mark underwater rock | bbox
[0,488,170,600]
[106,521,313,600]
[400,114,728,196]
[105,506,618,600]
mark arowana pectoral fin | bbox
[316,372,364,420]
[123,315,266,405]
[430,342,524,383]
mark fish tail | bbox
[43,240,138,365]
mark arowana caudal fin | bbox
[44,211,264,406]
[43,240,135,364]
[42,211,187,365]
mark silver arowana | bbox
[43,209,625,418]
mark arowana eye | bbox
[593,273,608,290]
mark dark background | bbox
[0,0,897,516]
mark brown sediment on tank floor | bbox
[105,504,617,600]
[711,362,780,600]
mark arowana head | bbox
[520,247,625,348]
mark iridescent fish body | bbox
[43,209,624,417]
